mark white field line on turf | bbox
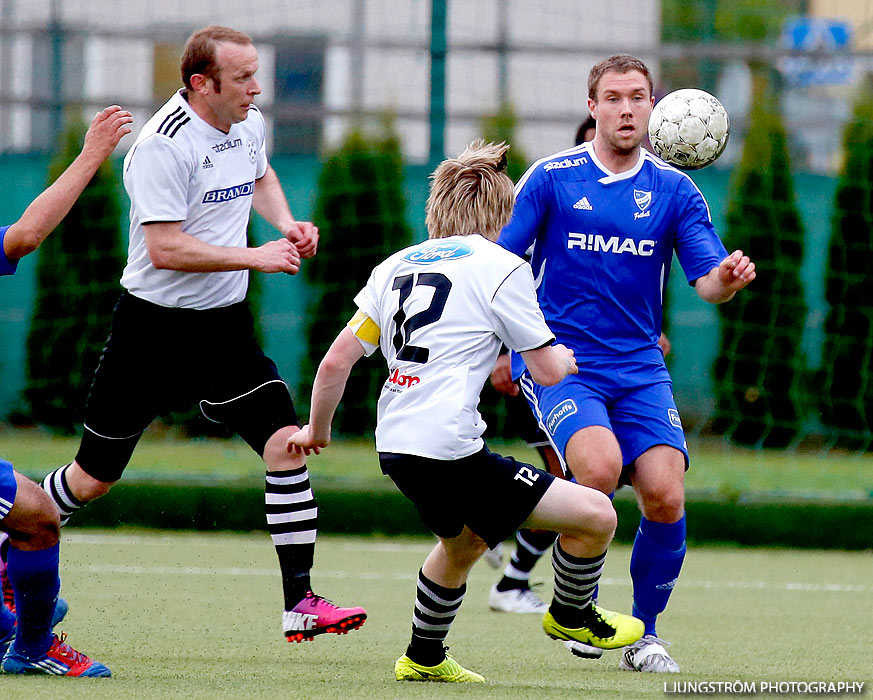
[58,563,871,594]
[63,533,433,552]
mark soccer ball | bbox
[648,88,730,170]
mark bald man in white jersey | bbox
[37,25,365,645]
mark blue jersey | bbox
[499,142,727,377]
[0,225,17,276]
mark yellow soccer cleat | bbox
[394,652,485,683]
[543,604,644,650]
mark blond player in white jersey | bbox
[36,25,365,646]
[288,140,644,683]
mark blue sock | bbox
[6,544,59,658]
[630,514,686,637]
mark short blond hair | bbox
[425,140,514,241]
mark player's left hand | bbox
[285,221,319,259]
[717,249,756,292]
[287,424,329,456]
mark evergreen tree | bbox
[476,104,531,439]
[481,103,528,184]
[820,85,873,450]
[301,124,413,434]
[711,73,807,447]
[25,120,124,433]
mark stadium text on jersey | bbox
[543,156,588,171]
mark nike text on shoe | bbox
[619,634,680,673]
[488,584,547,614]
[283,592,367,642]
[543,604,644,650]
[394,653,485,683]
[1,633,111,677]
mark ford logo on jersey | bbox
[202,181,255,203]
[403,241,473,264]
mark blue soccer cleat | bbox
[2,632,111,677]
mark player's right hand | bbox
[252,238,301,274]
[554,343,578,377]
[83,105,133,160]
[287,424,329,455]
[490,352,520,396]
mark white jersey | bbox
[120,89,269,309]
[352,234,554,460]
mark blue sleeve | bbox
[498,165,549,256]
[0,225,19,276]
[673,179,728,285]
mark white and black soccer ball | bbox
[648,88,730,170]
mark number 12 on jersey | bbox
[391,272,451,364]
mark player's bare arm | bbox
[253,165,319,259]
[3,105,133,261]
[144,221,300,274]
[694,249,756,304]
[521,343,578,386]
[287,327,365,455]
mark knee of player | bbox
[569,461,621,494]
[590,495,618,538]
[23,504,61,548]
[639,484,685,522]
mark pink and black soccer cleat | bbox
[283,592,367,643]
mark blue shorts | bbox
[0,459,17,521]
[517,365,688,475]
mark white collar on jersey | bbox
[588,143,646,184]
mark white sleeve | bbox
[254,110,268,179]
[491,263,555,352]
[127,135,189,225]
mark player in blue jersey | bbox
[498,54,755,673]
[487,113,673,623]
[0,104,132,676]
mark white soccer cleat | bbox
[563,639,604,659]
[488,584,547,614]
[619,634,680,673]
[482,542,504,569]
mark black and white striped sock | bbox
[406,569,465,666]
[41,464,86,527]
[265,468,318,609]
[550,540,606,624]
[497,528,558,591]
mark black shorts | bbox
[76,292,297,482]
[379,446,554,549]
